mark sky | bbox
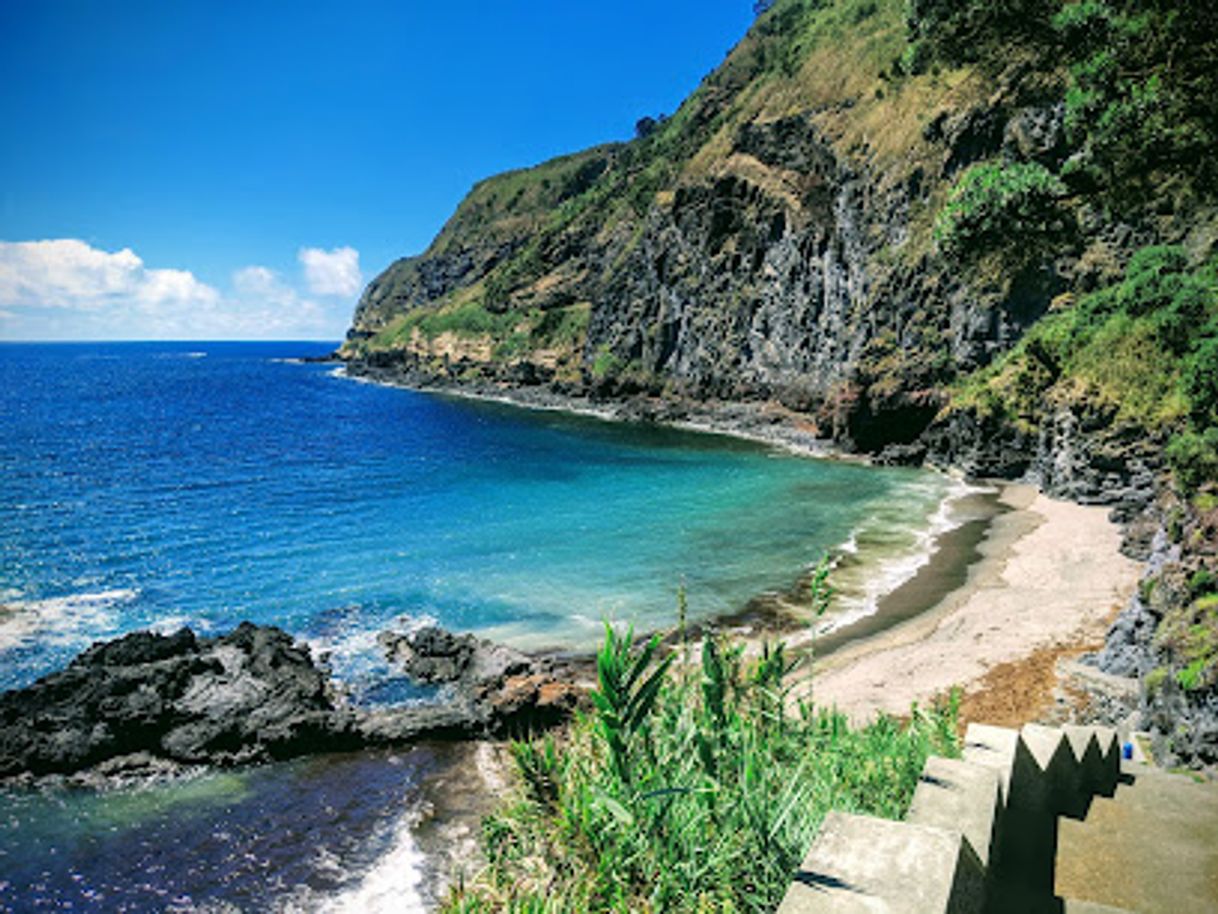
[0,1,756,341]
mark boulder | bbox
[379,624,584,733]
[0,622,360,778]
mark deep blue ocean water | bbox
[0,341,953,912]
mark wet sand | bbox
[790,484,1141,721]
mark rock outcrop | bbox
[378,625,584,733]
[0,624,359,778]
[0,623,583,782]
[1092,493,1218,767]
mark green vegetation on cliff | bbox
[954,245,1217,447]
[345,0,1216,481]
[444,625,959,913]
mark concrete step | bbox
[1055,765,1218,914]
[1021,723,1083,815]
[1061,724,1119,798]
[906,756,1002,867]
[1113,761,1218,817]
[1061,899,1137,914]
[961,723,1020,805]
[776,810,985,914]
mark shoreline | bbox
[334,362,854,462]
[796,483,1142,722]
[332,361,1142,728]
[333,360,984,654]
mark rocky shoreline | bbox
[0,622,582,785]
[340,358,846,462]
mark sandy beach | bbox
[794,484,1142,722]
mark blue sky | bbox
[0,1,755,340]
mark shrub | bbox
[1177,658,1207,691]
[934,161,1067,262]
[1117,246,1190,315]
[1155,282,1211,355]
[1183,338,1218,426]
[1054,0,1218,204]
[591,345,625,380]
[1189,569,1217,599]
[1167,427,1218,492]
[907,0,1057,64]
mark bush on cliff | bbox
[954,244,1218,491]
[1053,0,1218,204]
[907,0,1058,64]
[934,161,1067,264]
[443,624,959,913]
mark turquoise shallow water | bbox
[0,341,952,911]
[0,342,948,692]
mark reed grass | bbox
[443,619,959,913]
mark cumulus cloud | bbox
[298,246,362,297]
[233,265,299,306]
[0,238,356,340]
[0,239,219,311]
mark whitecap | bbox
[817,477,996,636]
[0,588,138,652]
[308,811,429,914]
[303,610,440,685]
[147,615,198,636]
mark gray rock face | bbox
[379,626,481,684]
[377,625,582,734]
[345,100,1050,446]
[1092,494,1218,769]
[924,403,1166,528]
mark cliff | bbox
[340,0,1218,766]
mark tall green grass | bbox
[443,624,959,913]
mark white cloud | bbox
[0,239,218,311]
[0,238,356,341]
[299,245,362,297]
[233,265,298,305]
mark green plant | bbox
[1167,428,1218,493]
[907,0,1057,65]
[444,614,960,914]
[1177,658,1207,691]
[591,346,625,380]
[934,161,1067,263]
[1183,339,1218,426]
[1189,569,1217,599]
[590,623,674,784]
[1144,665,1168,694]
[1054,0,1218,204]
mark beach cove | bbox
[0,341,983,911]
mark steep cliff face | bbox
[342,0,1076,445]
[341,0,1218,765]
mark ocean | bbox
[0,341,957,911]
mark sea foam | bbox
[820,478,995,636]
[0,588,138,653]
[313,811,429,914]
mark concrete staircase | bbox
[775,723,1218,914]
[1055,759,1218,913]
